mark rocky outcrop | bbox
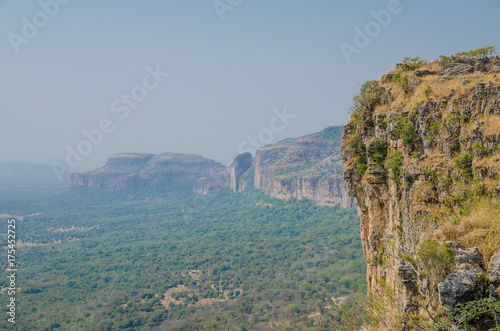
[71,153,229,192]
[438,266,485,308]
[488,250,500,299]
[341,56,500,326]
[438,247,486,309]
[444,63,474,76]
[230,153,253,192]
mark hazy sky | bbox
[1,0,499,175]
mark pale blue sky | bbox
[1,0,499,174]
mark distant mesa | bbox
[70,153,230,191]
[71,126,355,209]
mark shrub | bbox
[357,155,368,176]
[432,297,500,330]
[386,151,404,180]
[450,142,461,154]
[350,136,368,176]
[459,112,470,122]
[455,45,498,58]
[400,56,428,71]
[424,85,433,99]
[438,55,453,70]
[391,74,411,96]
[350,80,385,115]
[415,239,454,279]
[395,117,417,148]
[472,142,494,158]
[426,120,442,140]
[455,153,473,180]
[368,139,388,164]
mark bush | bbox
[386,151,404,180]
[424,85,433,99]
[350,80,385,115]
[400,56,428,71]
[455,45,498,58]
[433,297,500,330]
[415,239,454,277]
[350,136,368,176]
[368,139,388,164]
[455,153,473,180]
[395,117,417,148]
[439,46,497,69]
[391,74,411,95]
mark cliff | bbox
[70,153,229,191]
[71,128,355,209]
[341,52,500,329]
[232,127,355,208]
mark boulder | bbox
[489,66,500,73]
[414,70,437,77]
[488,250,500,283]
[487,250,500,299]
[444,63,474,76]
[455,247,483,266]
[438,265,485,308]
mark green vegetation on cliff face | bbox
[342,47,500,330]
[0,187,364,330]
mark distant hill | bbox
[70,153,229,191]
[0,163,70,187]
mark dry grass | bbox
[355,280,406,331]
[482,115,500,135]
[416,150,450,171]
[377,61,499,116]
[437,197,500,266]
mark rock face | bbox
[455,248,483,266]
[230,153,253,192]
[438,247,486,309]
[438,266,485,308]
[341,56,500,325]
[488,250,500,299]
[71,153,230,192]
[235,126,355,208]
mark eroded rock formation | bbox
[71,153,230,191]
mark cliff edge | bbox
[342,49,500,329]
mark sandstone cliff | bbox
[71,129,355,209]
[71,153,229,191]
[342,53,500,329]
[232,127,355,208]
